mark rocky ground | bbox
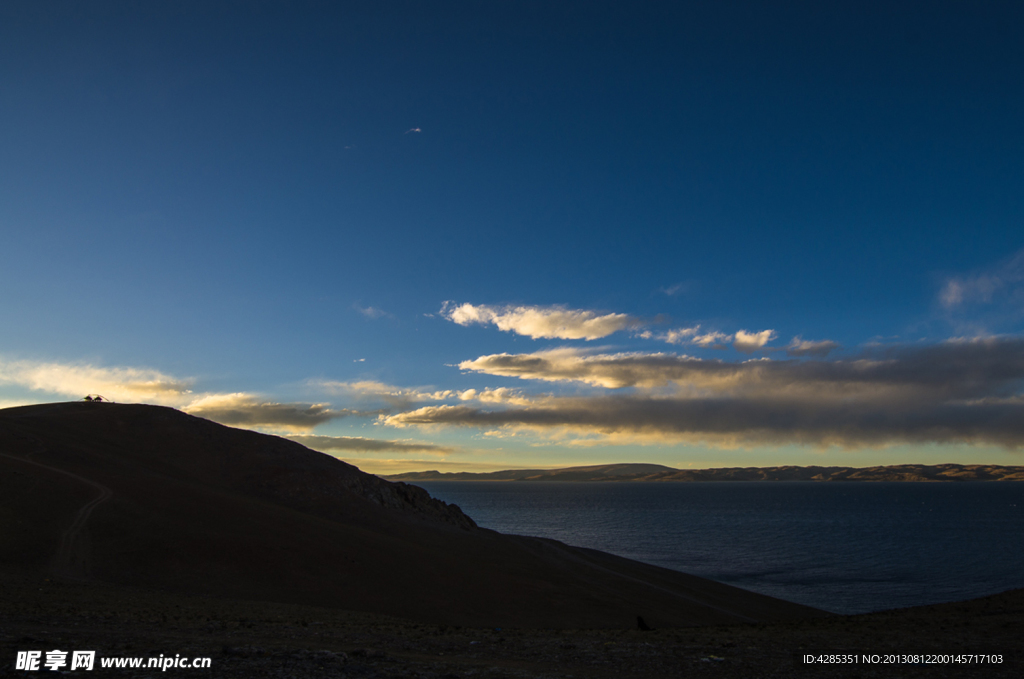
[1,573,1020,678]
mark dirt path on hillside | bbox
[0,450,113,580]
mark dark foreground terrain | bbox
[1,573,1020,678]
[2,402,1020,677]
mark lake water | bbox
[416,481,1024,615]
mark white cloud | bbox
[733,329,777,353]
[662,326,763,350]
[663,327,700,344]
[441,302,637,340]
[457,387,534,406]
[315,380,537,410]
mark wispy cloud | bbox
[353,304,393,320]
[787,337,840,357]
[940,249,1024,311]
[405,127,422,134]
[659,282,691,296]
[441,302,638,340]
[392,338,1024,448]
[314,379,455,408]
[286,434,454,454]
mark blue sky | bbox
[2,1,1024,473]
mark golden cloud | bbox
[0,359,194,405]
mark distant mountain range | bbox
[383,462,1024,483]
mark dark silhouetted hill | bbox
[0,402,825,629]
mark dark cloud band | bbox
[387,397,1024,447]
[185,400,348,429]
[392,337,1024,448]
[459,338,1024,398]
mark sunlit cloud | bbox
[0,359,194,405]
[460,347,697,389]
[286,434,455,454]
[312,378,539,411]
[733,329,777,353]
[395,337,1024,448]
[456,386,535,406]
[0,358,355,434]
[662,326,775,351]
[183,393,348,432]
[441,302,638,340]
